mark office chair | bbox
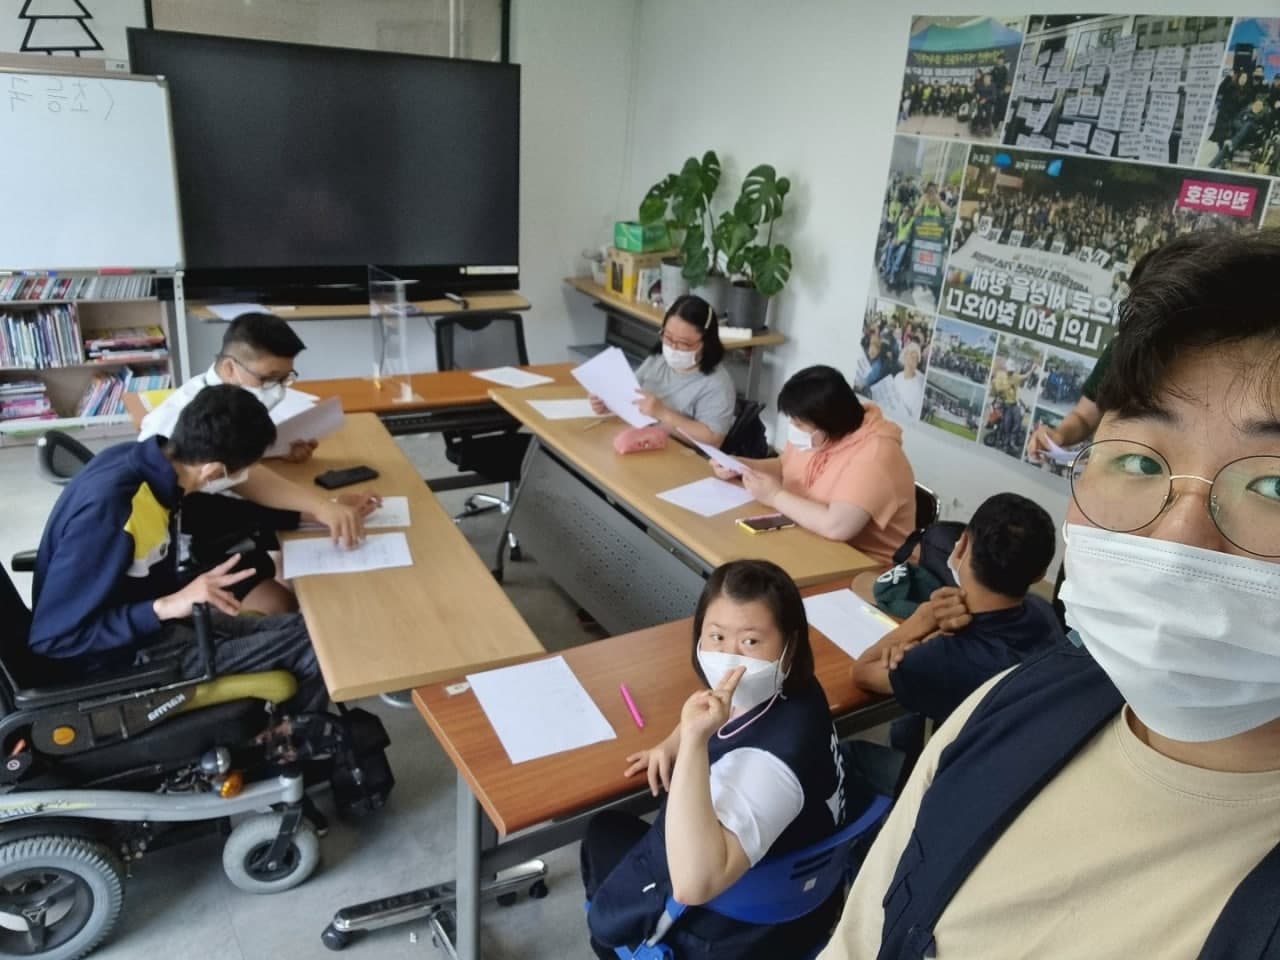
[721,399,769,459]
[35,429,94,485]
[913,482,940,529]
[594,792,893,960]
[435,314,531,560]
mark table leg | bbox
[456,774,482,960]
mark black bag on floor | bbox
[331,707,395,820]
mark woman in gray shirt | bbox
[591,295,737,447]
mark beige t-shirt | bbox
[821,673,1280,960]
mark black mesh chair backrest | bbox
[722,400,769,459]
[0,565,33,703]
[914,483,940,529]
[36,430,94,486]
[435,314,529,371]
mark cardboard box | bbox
[614,220,671,253]
[606,247,676,301]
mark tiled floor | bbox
[0,432,602,959]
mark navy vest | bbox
[878,646,1280,960]
[588,678,845,952]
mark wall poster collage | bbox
[863,14,1280,483]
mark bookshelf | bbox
[0,273,178,447]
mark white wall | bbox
[624,0,1278,562]
[510,0,640,362]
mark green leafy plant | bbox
[719,164,793,297]
[638,151,723,286]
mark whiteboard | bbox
[0,70,183,272]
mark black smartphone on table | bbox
[314,465,379,490]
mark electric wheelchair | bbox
[0,556,392,960]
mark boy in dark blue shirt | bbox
[30,385,363,712]
[852,492,1063,722]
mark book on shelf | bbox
[83,326,168,365]
[0,274,155,303]
[0,380,55,423]
[76,369,173,419]
[0,305,85,369]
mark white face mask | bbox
[1060,523,1280,743]
[201,466,250,495]
[787,423,816,451]
[662,344,699,372]
[240,381,286,411]
[946,552,962,589]
[696,646,788,715]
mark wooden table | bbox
[488,385,879,634]
[187,291,530,322]
[400,579,898,960]
[268,413,544,701]
[565,276,784,400]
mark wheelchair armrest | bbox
[13,659,182,710]
[12,604,215,709]
[10,550,37,574]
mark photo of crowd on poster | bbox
[1004,15,1232,168]
[897,16,1025,142]
[854,298,934,424]
[1021,347,1092,476]
[941,145,1268,360]
[979,333,1046,460]
[919,316,996,442]
[873,136,966,311]
[1266,184,1280,229]
[1198,18,1280,175]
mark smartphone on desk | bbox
[736,513,796,534]
[314,465,379,490]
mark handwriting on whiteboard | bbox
[7,75,114,120]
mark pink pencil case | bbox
[613,425,668,454]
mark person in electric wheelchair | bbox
[29,384,342,711]
[0,384,395,960]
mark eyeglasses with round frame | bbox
[219,353,298,389]
[1069,439,1280,558]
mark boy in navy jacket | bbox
[852,492,1063,723]
[30,385,363,711]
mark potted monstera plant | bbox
[638,151,727,311]
[717,164,793,331]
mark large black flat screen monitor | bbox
[129,29,519,301]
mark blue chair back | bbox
[600,792,892,960]
[704,792,892,924]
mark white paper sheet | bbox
[266,388,318,426]
[266,396,345,458]
[803,590,898,661]
[300,496,411,531]
[656,477,755,517]
[684,433,747,475]
[470,366,555,389]
[528,398,604,420]
[208,303,271,321]
[466,656,617,764]
[1042,436,1081,466]
[282,532,413,578]
[570,347,655,428]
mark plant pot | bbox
[691,274,728,314]
[724,282,770,331]
[660,259,688,308]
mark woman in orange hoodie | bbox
[712,365,916,567]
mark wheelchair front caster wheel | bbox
[529,879,549,899]
[223,813,320,894]
[496,892,518,907]
[321,924,355,951]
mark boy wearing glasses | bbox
[140,312,313,462]
[140,313,375,614]
[819,229,1280,959]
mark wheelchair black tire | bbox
[0,835,124,960]
[221,814,319,895]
